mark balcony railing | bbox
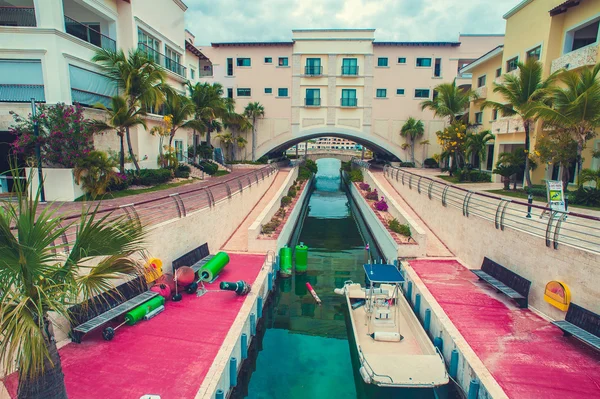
[64,15,116,52]
[0,84,45,103]
[304,66,323,76]
[305,98,321,107]
[341,98,357,107]
[0,6,36,27]
[138,42,186,78]
[341,65,359,76]
[551,44,599,74]
[456,72,472,80]
[199,68,213,77]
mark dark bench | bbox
[69,276,157,343]
[552,303,600,351]
[470,257,531,308]
[172,243,213,273]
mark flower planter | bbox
[26,168,85,202]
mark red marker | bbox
[306,282,322,305]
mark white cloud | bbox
[184,0,523,44]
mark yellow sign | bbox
[145,257,163,283]
[544,281,570,311]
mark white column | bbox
[33,0,65,30]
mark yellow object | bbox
[544,281,571,311]
[145,257,163,283]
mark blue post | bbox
[407,281,413,301]
[434,336,443,353]
[241,333,248,359]
[230,357,237,387]
[394,259,399,267]
[468,379,480,399]
[424,309,431,332]
[415,293,421,315]
[449,349,459,379]
[257,296,263,318]
[250,313,256,336]
[274,255,280,272]
[268,272,273,291]
[215,389,224,399]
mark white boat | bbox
[336,264,449,390]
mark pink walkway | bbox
[410,259,600,399]
[3,253,265,399]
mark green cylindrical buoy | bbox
[220,280,251,295]
[125,295,165,325]
[280,276,292,293]
[279,246,292,276]
[200,251,230,281]
[295,243,308,273]
[295,273,308,296]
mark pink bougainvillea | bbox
[375,197,388,212]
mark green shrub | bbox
[457,168,491,183]
[261,218,281,234]
[197,160,218,175]
[570,187,600,207]
[305,159,318,174]
[174,164,191,178]
[423,158,439,168]
[137,168,173,186]
[349,169,363,182]
[281,196,292,207]
[298,166,312,181]
[388,218,412,237]
[257,155,269,164]
[400,162,415,168]
[74,151,118,198]
[340,161,352,172]
[276,207,286,218]
[287,187,297,197]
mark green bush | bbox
[423,158,439,168]
[457,168,491,183]
[349,169,363,182]
[388,218,412,237]
[298,166,312,181]
[261,218,281,234]
[400,162,415,168]
[305,159,318,174]
[174,164,191,178]
[257,155,269,164]
[570,187,600,207]
[137,168,173,186]
[287,187,297,197]
[281,195,292,207]
[340,161,352,172]
[276,207,286,218]
[197,160,218,175]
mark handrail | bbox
[137,42,186,78]
[0,6,36,27]
[64,15,116,52]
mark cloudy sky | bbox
[185,0,523,44]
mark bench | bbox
[552,303,600,351]
[470,257,531,308]
[69,276,157,343]
[172,243,213,273]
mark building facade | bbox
[198,30,503,163]
[462,0,600,185]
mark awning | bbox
[364,264,405,283]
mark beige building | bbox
[198,30,503,163]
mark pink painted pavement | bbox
[2,253,266,399]
[410,259,600,399]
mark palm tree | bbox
[421,79,476,122]
[92,48,172,172]
[91,95,147,174]
[533,64,600,184]
[466,130,495,170]
[162,92,205,163]
[188,82,230,155]
[223,103,252,161]
[0,175,146,399]
[481,58,560,188]
[580,168,600,188]
[400,117,425,163]
[243,102,265,161]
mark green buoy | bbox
[295,243,308,273]
[279,246,292,276]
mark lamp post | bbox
[31,98,45,202]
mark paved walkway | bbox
[410,259,600,399]
[222,169,290,252]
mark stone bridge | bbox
[292,149,362,162]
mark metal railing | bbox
[0,6,36,27]
[304,66,323,76]
[199,68,213,77]
[341,98,358,107]
[378,165,600,255]
[341,65,359,75]
[304,97,321,106]
[137,42,186,78]
[64,15,116,52]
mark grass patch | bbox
[437,175,460,184]
[75,180,194,202]
[486,189,600,211]
[213,170,230,177]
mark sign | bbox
[546,180,566,212]
[544,281,571,311]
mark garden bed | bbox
[259,179,308,240]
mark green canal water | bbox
[233,159,449,399]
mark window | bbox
[506,56,518,72]
[486,145,495,171]
[434,58,441,77]
[492,109,498,120]
[526,46,541,61]
[236,58,251,67]
[342,58,358,75]
[237,88,251,97]
[226,58,233,76]
[341,89,357,106]
[190,68,195,79]
[278,57,288,67]
[305,58,322,75]
[278,88,289,97]
[305,88,320,106]
[398,57,406,64]
[376,88,387,98]
[568,20,599,52]
[68,65,116,108]
[414,89,430,98]
[165,46,182,74]
[264,88,272,94]
[475,112,483,124]
[477,75,487,88]
[377,57,388,67]
[396,88,405,95]
[264,57,272,63]
[137,28,160,63]
[0,59,45,102]
[227,88,233,98]
[416,58,432,67]
[496,67,502,78]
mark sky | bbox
[184,0,524,45]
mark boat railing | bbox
[358,346,394,383]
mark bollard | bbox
[449,349,459,379]
[424,309,431,332]
[229,357,237,387]
[274,255,280,272]
[241,333,248,359]
[407,281,413,301]
[216,389,224,399]
[468,379,480,399]
[268,272,273,291]
[415,293,421,316]
[257,296,263,318]
[250,313,256,336]
[434,336,443,353]
[526,194,532,218]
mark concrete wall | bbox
[26,167,84,201]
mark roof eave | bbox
[459,45,504,74]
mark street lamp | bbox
[31,98,45,202]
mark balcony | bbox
[199,68,213,77]
[341,65,359,76]
[64,16,116,52]
[551,44,599,74]
[456,72,472,80]
[474,85,487,99]
[304,66,323,76]
[491,116,524,135]
[0,6,36,27]
[341,98,357,107]
[138,43,186,78]
[304,98,321,107]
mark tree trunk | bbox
[118,132,125,174]
[192,130,197,163]
[576,135,584,186]
[410,138,415,163]
[125,127,141,173]
[18,315,68,399]
[251,117,257,161]
[523,120,532,188]
[561,162,570,191]
[168,133,175,167]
